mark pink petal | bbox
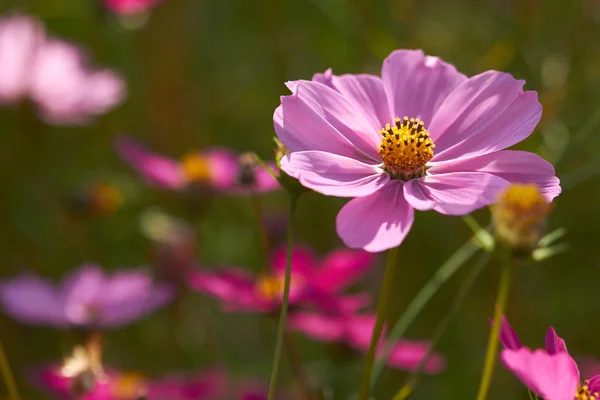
[381,49,467,126]
[545,327,568,355]
[345,314,380,349]
[62,264,105,325]
[494,315,522,350]
[274,80,380,162]
[104,0,163,15]
[385,340,446,374]
[201,148,239,191]
[0,15,44,103]
[588,375,600,394]
[0,275,65,326]
[287,312,346,342]
[280,151,389,197]
[501,348,580,400]
[336,181,414,253]
[403,172,510,215]
[270,244,318,278]
[254,161,281,193]
[114,136,186,190]
[429,150,561,202]
[311,249,376,292]
[80,70,126,118]
[314,71,392,133]
[578,356,600,384]
[430,71,542,161]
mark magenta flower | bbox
[103,0,163,15]
[498,317,600,399]
[274,49,561,252]
[0,264,173,329]
[288,312,445,373]
[189,244,374,314]
[115,136,280,195]
[0,14,125,124]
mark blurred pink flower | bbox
[289,312,445,373]
[189,244,375,314]
[115,136,280,195]
[0,264,173,329]
[103,0,163,15]
[274,49,561,252]
[498,317,600,399]
[0,14,125,124]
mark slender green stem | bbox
[267,194,299,400]
[391,252,491,400]
[284,332,322,400]
[251,192,271,269]
[0,336,20,400]
[370,236,480,388]
[357,245,400,400]
[527,389,535,400]
[476,251,514,400]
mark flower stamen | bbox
[378,117,435,180]
[576,380,599,400]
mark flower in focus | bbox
[289,312,445,373]
[491,183,553,251]
[0,264,173,328]
[0,14,125,124]
[274,49,561,252]
[115,136,280,195]
[498,316,600,399]
[189,244,374,314]
[103,0,164,16]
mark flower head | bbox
[0,264,174,329]
[289,312,445,373]
[275,49,561,252]
[115,136,280,195]
[499,316,600,399]
[0,14,125,124]
[189,244,374,314]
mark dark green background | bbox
[0,0,599,398]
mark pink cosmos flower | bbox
[115,136,280,195]
[103,0,163,15]
[0,14,125,124]
[0,264,173,329]
[289,312,445,373]
[189,244,374,314]
[498,317,600,399]
[274,49,561,252]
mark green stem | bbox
[475,251,514,400]
[357,245,400,400]
[0,336,20,400]
[391,252,491,400]
[267,194,299,400]
[370,236,480,388]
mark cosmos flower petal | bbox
[430,71,542,161]
[270,244,319,278]
[386,340,446,374]
[545,327,569,355]
[588,375,600,394]
[115,136,186,190]
[0,275,65,326]
[288,312,346,342]
[494,315,522,350]
[336,181,414,253]
[312,249,376,292]
[275,80,380,161]
[429,150,561,202]
[188,269,265,311]
[501,348,580,400]
[382,49,467,126]
[313,70,392,132]
[403,172,510,215]
[280,150,389,197]
[104,0,163,15]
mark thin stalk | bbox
[357,245,400,400]
[284,332,322,400]
[475,251,515,400]
[391,252,491,400]
[0,337,20,400]
[370,236,480,388]
[266,194,299,400]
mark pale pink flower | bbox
[499,317,600,399]
[275,49,561,252]
[115,136,280,195]
[0,14,125,124]
[103,0,163,16]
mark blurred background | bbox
[0,0,599,398]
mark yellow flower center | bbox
[378,117,435,180]
[111,373,147,399]
[180,152,212,182]
[492,183,553,250]
[255,274,304,300]
[576,380,599,400]
[92,183,123,215]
